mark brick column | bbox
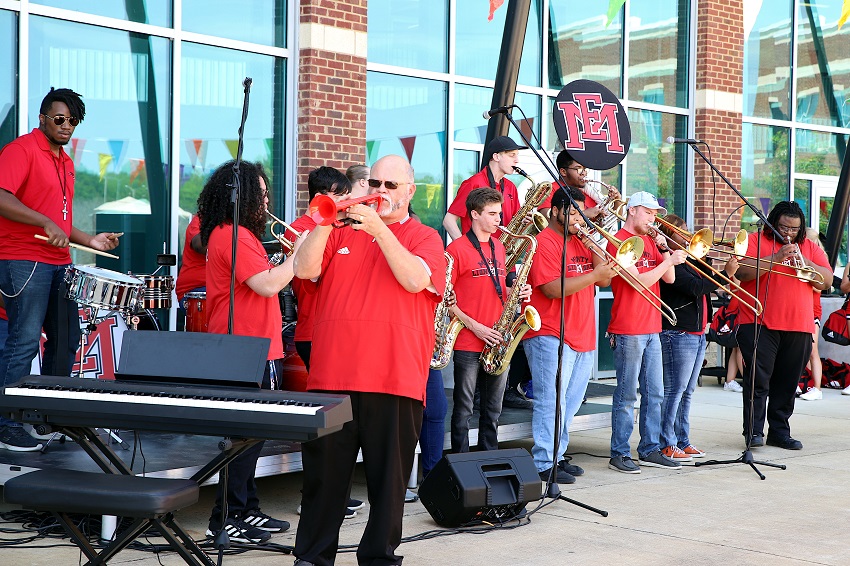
[297,0,367,214]
[693,1,744,234]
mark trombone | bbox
[267,211,302,255]
[649,216,764,316]
[575,221,679,326]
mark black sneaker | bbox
[347,498,365,511]
[539,466,575,484]
[243,509,290,532]
[558,457,584,477]
[638,450,681,470]
[0,425,43,452]
[765,436,803,450]
[749,434,764,448]
[608,455,641,474]
[206,518,271,544]
[502,387,533,410]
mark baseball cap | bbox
[627,191,667,216]
[484,136,528,160]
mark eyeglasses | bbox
[567,165,586,174]
[777,223,801,234]
[43,114,80,127]
[367,179,411,190]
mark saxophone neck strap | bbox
[466,229,504,304]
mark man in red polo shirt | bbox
[0,88,120,452]
[442,136,526,240]
[292,154,446,566]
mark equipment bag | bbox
[822,298,850,346]
[708,301,739,349]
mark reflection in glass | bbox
[795,129,847,177]
[627,0,690,108]
[455,0,541,87]
[366,72,447,234]
[743,0,792,119]
[180,43,285,244]
[548,0,622,96]
[0,11,16,148]
[182,0,285,47]
[741,123,790,227]
[33,0,171,27]
[368,0,448,72]
[455,85,539,149]
[797,0,850,129]
[29,16,171,287]
[812,192,848,267]
[625,109,687,218]
[453,149,479,202]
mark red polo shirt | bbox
[0,129,75,264]
[447,168,519,235]
[175,215,206,301]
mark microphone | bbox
[665,136,702,145]
[482,105,515,120]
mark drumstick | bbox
[34,234,120,259]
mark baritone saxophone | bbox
[431,252,463,369]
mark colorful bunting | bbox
[488,0,505,21]
[606,0,626,27]
[69,138,86,164]
[264,138,274,158]
[98,153,113,181]
[224,139,239,160]
[400,136,417,163]
[366,140,381,164]
[107,139,127,172]
[840,0,849,29]
[129,158,146,184]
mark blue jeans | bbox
[420,368,448,477]
[525,335,593,473]
[450,350,507,453]
[660,330,706,449]
[609,333,664,459]
[0,317,8,355]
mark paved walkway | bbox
[3,381,849,565]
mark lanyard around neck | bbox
[466,229,503,304]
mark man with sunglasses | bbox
[292,154,446,566]
[538,149,620,222]
[0,88,120,452]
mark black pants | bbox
[209,358,282,528]
[737,324,811,440]
[295,340,312,373]
[295,392,423,566]
[507,341,531,389]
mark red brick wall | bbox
[693,0,744,235]
[296,0,367,214]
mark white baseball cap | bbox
[627,191,667,216]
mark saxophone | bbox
[501,166,551,268]
[431,252,463,370]
[480,227,541,375]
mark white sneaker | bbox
[799,388,823,401]
[843,385,850,396]
[723,380,743,393]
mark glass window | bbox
[455,85,540,149]
[366,72,447,234]
[796,0,850,128]
[32,0,171,27]
[0,10,16,148]
[179,43,285,241]
[455,0,541,87]
[795,129,847,176]
[29,16,172,281]
[368,0,447,73]
[182,0,285,47]
[625,109,688,217]
[627,0,690,108]
[741,123,790,227]
[743,0,793,119]
[548,0,622,97]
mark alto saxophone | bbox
[480,227,541,375]
[431,252,463,370]
[501,166,550,268]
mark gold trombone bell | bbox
[267,211,301,255]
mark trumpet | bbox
[708,231,825,285]
[309,193,387,228]
[583,180,625,234]
[577,221,678,326]
[649,216,764,316]
[267,211,302,255]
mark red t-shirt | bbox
[607,229,666,335]
[539,183,598,211]
[447,234,508,352]
[0,129,75,264]
[447,168,519,235]
[175,215,206,301]
[736,232,830,333]
[307,218,446,402]
[0,305,6,321]
[285,214,319,342]
[206,223,283,360]
[525,228,596,352]
[813,290,822,320]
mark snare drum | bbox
[65,266,143,313]
[183,291,208,332]
[138,275,175,309]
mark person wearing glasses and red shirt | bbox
[292,154,446,566]
[734,201,831,450]
[0,88,120,452]
[537,150,620,221]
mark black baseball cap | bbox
[484,136,528,160]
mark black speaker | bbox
[419,448,541,527]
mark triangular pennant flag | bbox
[606,0,626,27]
[519,118,535,142]
[400,136,417,163]
[436,131,446,155]
[264,138,274,158]
[759,198,771,215]
[185,139,199,168]
[224,139,239,160]
[488,0,505,21]
[129,158,146,184]
[840,0,849,29]
[366,140,380,164]
[477,125,488,144]
[107,139,127,172]
[196,140,208,171]
[70,138,86,164]
[98,153,113,181]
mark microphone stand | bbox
[684,142,786,479]
[216,76,252,561]
[501,111,607,517]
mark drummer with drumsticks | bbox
[0,88,120,452]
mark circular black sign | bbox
[552,79,631,171]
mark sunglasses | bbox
[43,114,80,127]
[367,179,410,190]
